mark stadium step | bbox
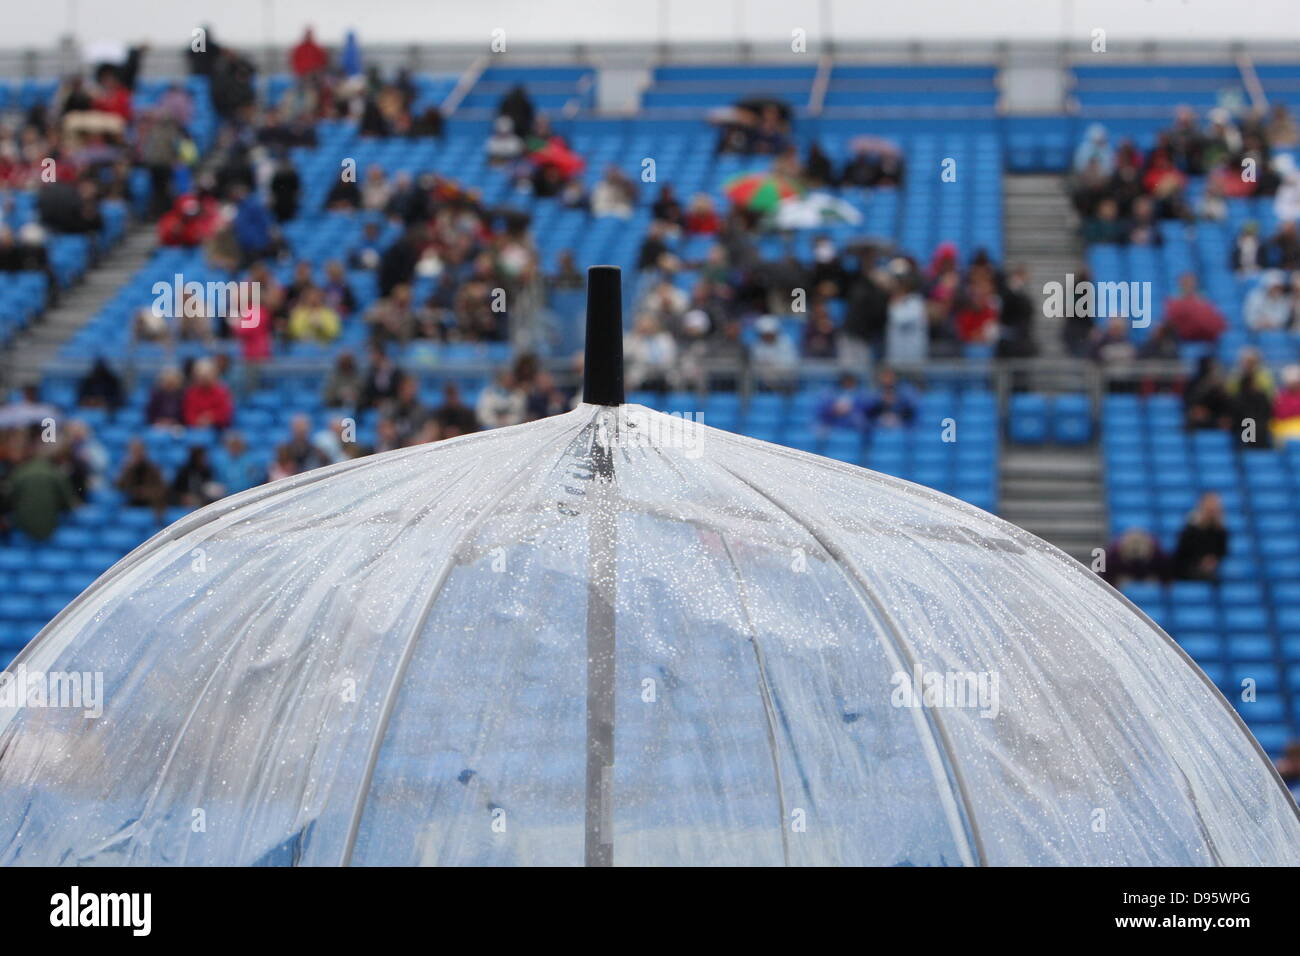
[998,445,1105,564]
[1002,174,1083,361]
[1,224,157,389]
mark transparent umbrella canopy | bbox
[1,267,1298,866]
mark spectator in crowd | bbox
[171,446,219,508]
[636,221,671,271]
[651,184,683,228]
[39,178,105,236]
[325,170,362,210]
[212,431,262,496]
[840,138,904,187]
[366,282,422,345]
[389,377,428,443]
[1233,374,1275,449]
[804,141,836,187]
[359,344,406,414]
[1073,124,1114,176]
[269,156,301,222]
[283,414,326,471]
[233,295,273,363]
[486,116,524,164]
[182,359,234,429]
[841,255,889,365]
[348,221,386,270]
[1231,220,1265,274]
[1080,197,1127,245]
[1227,347,1276,397]
[1195,177,1228,221]
[1244,271,1292,329]
[1126,195,1163,246]
[1268,220,1300,270]
[750,316,798,393]
[672,310,713,391]
[0,225,50,273]
[1273,364,1300,443]
[523,369,570,421]
[863,366,917,429]
[815,373,867,433]
[433,382,479,437]
[624,314,677,393]
[1089,317,1138,365]
[590,166,637,219]
[498,84,535,138]
[4,442,76,540]
[1172,492,1229,581]
[1274,154,1300,223]
[954,268,1000,345]
[476,369,526,429]
[1267,104,1300,147]
[288,285,342,342]
[158,193,220,247]
[115,438,168,519]
[76,358,124,411]
[997,265,1038,359]
[289,27,328,79]
[268,443,299,482]
[1184,356,1233,430]
[323,351,363,408]
[1226,348,1276,449]
[1101,528,1168,587]
[683,194,721,235]
[1138,320,1182,361]
[146,368,186,426]
[62,420,108,498]
[232,184,274,263]
[885,272,928,365]
[1162,272,1227,343]
[802,302,841,360]
[312,418,358,464]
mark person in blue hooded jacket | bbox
[232,185,273,264]
[815,373,868,434]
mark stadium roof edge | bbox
[2,38,1300,80]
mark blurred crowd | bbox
[1102,491,1230,587]
[1071,104,1300,243]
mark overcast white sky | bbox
[4,0,1298,49]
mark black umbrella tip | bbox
[584,265,625,406]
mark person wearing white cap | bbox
[751,315,797,393]
[1244,270,1293,330]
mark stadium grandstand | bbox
[1,26,1300,797]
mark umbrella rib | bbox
[716,463,989,867]
[337,422,591,867]
[718,535,792,867]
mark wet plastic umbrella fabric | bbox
[0,404,1296,866]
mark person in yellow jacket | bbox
[288,286,342,343]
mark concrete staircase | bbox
[998,445,1105,565]
[1002,174,1082,362]
[1,224,156,389]
[996,173,1108,563]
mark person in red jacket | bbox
[233,303,273,362]
[1163,272,1227,343]
[182,358,235,428]
[683,194,721,235]
[954,270,1001,344]
[91,71,133,122]
[158,194,221,247]
[290,28,329,78]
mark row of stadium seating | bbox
[1105,393,1300,754]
